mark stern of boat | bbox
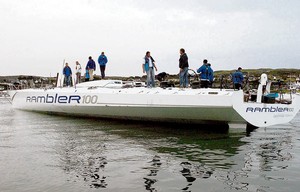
[232,91,300,127]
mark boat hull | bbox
[10,84,300,128]
[21,105,244,125]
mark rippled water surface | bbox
[0,100,300,192]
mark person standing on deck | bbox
[86,56,96,81]
[142,51,157,88]
[197,59,212,88]
[98,52,108,79]
[75,61,82,84]
[179,48,189,88]
[232,67,244,90]
[63,63,72,87]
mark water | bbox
[0,100,300,192]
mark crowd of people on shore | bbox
[63,48,244,89]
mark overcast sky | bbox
[0,0,299,77]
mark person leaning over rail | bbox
[86,56,96,81]
[179,48,189,88]
[63,63,72,87]
[232,67,244,90]
[75,61,82,84]
[142,51,157,88]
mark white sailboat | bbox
[10,74,300,128]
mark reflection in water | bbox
[54,122,248,191]
[216,126,295,191]
[143,155,161,191]
[248,127,293,173]
[180,162,214,191]
[149,129,244,191]
[53,121,243,191]
[217,171,250,191]
[112,124,246,191]
[257,136,292,171]
[1,102,299,192]
[54,127,109,189]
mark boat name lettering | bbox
[246,106,294,113]
[82,95,98,104]
[26,94,81,104]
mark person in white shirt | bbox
[142,51,157,88]
[75,61,82,84]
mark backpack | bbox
[85,70,90,79]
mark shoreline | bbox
[1,68,299,90]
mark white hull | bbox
[11,80,300,128]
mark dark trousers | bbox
[200,80,209,88]
[234,83,242,90]
[76,73,81,84]
[100,65,106,79]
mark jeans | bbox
[100,65,106,79]
[146,67,155,87]
[180,67,189,88]
[65,75,71,86]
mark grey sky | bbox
[0,0,299,77]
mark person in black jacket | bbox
[179,48,189,88]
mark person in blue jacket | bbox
[232,67,244,90]
[142,51,157,88]
[197,59,213,88]
[98,52,108,79]
[63,63,72,87]
[86,56,96,81]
